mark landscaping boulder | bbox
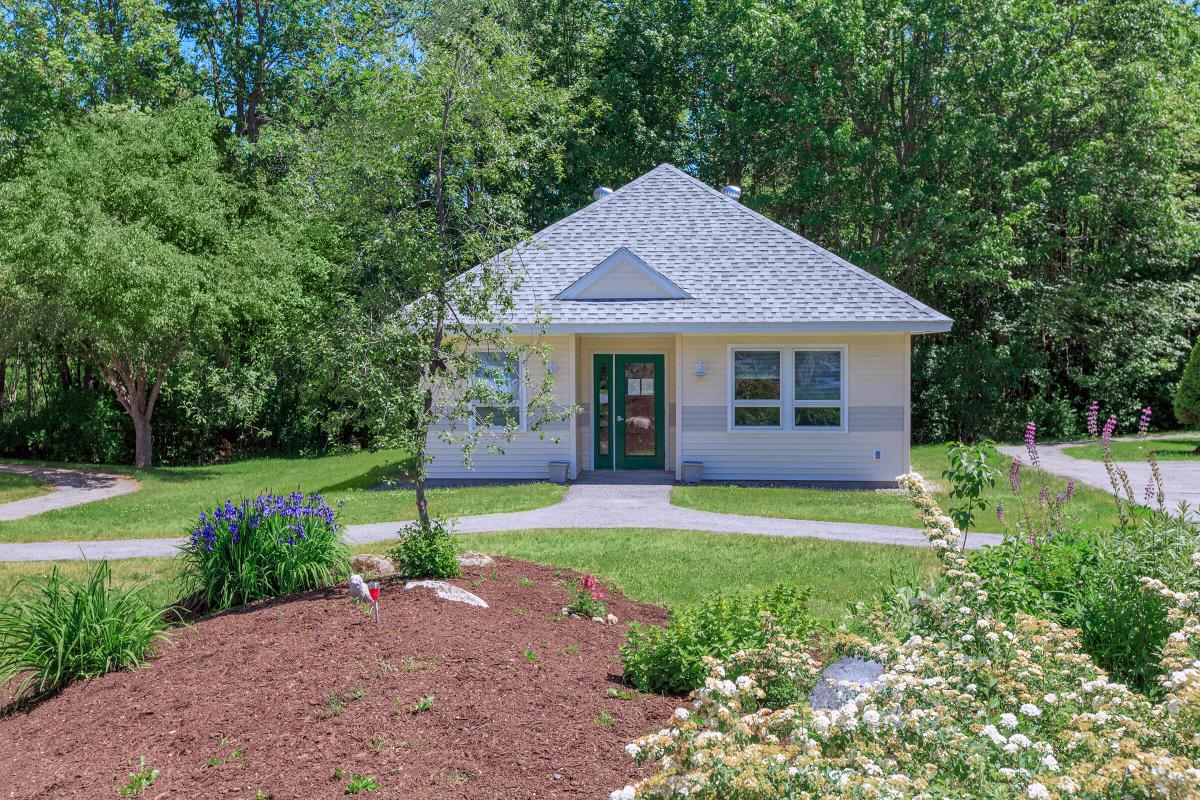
[347,573,373,603]
[351,554,395,576]
[807,656,885,710]
[457,552,494,568]
[404,580,489,608]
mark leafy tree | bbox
[1175,337,1200,433]
[0,101,324,466]
[0,0,187,160]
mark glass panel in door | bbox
[596,356,610,464]
[623,361,656,457]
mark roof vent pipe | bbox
[592,186,614,201]
[722,185,742,201]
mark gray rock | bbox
[404,580,489,608]
[347,573,373,603]
[457,552,494,568]
[807,656,885,710]
[351,554,395,576]
[605,613,619,625]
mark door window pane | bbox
[624,361,656,457]
[597,359,610,458]
[733,351,780,400]
[794,350,842,401]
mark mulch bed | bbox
[0,557,675,799]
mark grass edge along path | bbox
[0,472,52,506]
[0,530,938,626]
[0,450,566,544]
[1061,437,1200,462]
[671,443,1122,535]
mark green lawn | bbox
[463,528,938,624]
[0,530,937,625]
[0,472,51,505]
[1062,437,1200,462]
[671,443,1122,535]
[0,450,566,543]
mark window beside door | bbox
[729,346,846,432]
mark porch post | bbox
[568,333,579,479]
[675,332,683,481]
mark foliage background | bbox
[1,0,1198,464]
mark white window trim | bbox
[468,349,527,433]
[727,344,848,434]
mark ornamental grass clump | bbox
[610,476,1200,799]
[0,560,172,704]
[180,492,349,612]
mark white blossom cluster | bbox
[610,474,1200,799]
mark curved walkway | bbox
[0,464,139,522]
[996,442,1199,516]
[0,470,999,562]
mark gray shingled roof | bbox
[485,164,952,334]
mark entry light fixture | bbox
[694,361,706,377]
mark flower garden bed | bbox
[0,557,674,799]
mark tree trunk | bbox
[132,410,153,468]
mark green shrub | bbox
[1175,336,1200,427]
[180,493,349,612]
[0,561,172,702]
[970,509,1200,695]
[1071,511,1200,694]
[620,584,815,695]
[389,518,461,579]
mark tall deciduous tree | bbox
[0,100,324,466]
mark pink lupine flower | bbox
[580,574,597,591]
[1102,414,1117,446]
[1065,480,1075,500]
[591,589,605,601]
[1138,406,1152,438]
[1009,458,1022,493]
[1086,402,1099,438]
[1024,422,1040,469]
[1144,477,1156,503]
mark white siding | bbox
[678,333,909,483]
[574,261,674,299]
[425,335,574,480]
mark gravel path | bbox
[0,470,998,562]
[0,463,139,522]
[996,442,1199,517]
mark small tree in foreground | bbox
[303,4,572,554]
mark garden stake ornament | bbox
[368,581,381,623]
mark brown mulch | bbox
[0,558,675,800]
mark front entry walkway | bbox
[0,470,1001,562]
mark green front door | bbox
[593,353,665,470]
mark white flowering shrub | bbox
[612,474,1200,799]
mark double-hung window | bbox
[731,350,782,428]
[730,346,846,431]
[471,351,522,430]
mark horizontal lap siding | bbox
[426,335,573,480]
[680,333,909,482]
